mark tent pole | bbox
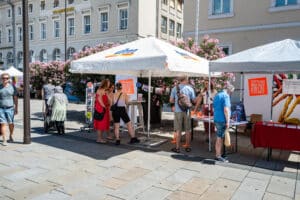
[270,72,274,121]
[240,72,243,102]
[208,71,212,152]
[147,71,151,138]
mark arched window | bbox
[82,45,90,51]
[67,47,76,59]
[53,48,61,61]
[7,52,13,64]
[40,49,47,62]
[30,50,35,62]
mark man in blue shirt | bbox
[213,84,234,162]
[170,76,196,153]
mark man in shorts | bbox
[0,73,18,146]
[213,83,234,162]
[170,76,196,153]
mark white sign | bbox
[283,79,300,94]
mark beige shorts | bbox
[174,112,191,132]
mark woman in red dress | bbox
[94,79,111,143]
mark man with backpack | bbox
[170,76,196,153]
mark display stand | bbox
[80,82,94,132]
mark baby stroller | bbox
[44,105,65,134]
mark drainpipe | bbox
[7,0,16,68]
[155,0,159,38]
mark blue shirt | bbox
[0,84,17,108]
[170,84,196,112]
[213,90,231,123]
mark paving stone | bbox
[199,178,240,200]
[3,167,49,182]
[97,166,128,181]
[26,168,70,184]
[143,166,177,181]
[179,177,214,195]
[132,186,171,200]
[220,167,248,182]
[267,176,295,198]
[194,165,225,180]
[102,195,124,200]
[103,178,128,190]
[247,171,271,181]
[165,190,201,200]
[31,189,71,200]
[231,177,269,200]
[263,192,293,200]
[47,170,91,186]
[97,157,129,168]
[117,167,150,181]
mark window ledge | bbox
[208,12,234,19]
[269,4,300,12]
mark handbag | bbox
[110,93,122,112]
[94,108,106,120]
[224,128,231,147]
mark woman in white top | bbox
[112,82,140,145]
[194,80,217,141]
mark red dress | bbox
[94,93,110,131]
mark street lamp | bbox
[195,0,200,45]
[64,0,67,61]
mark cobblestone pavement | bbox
[0,99,299,200]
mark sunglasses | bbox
[2,77,9,80]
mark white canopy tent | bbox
[71,37,210,137]
[208,39,300,151]
[4,66,23,77]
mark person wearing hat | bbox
[112,82,140,145]
[213,83,235,162]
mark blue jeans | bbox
[215,122,226,138]
[0,107,15,124]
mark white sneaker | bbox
[2,141,8,146]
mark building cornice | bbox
[184,21,300,37]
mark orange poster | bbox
[248,77,268,96]
[119,79,135,95]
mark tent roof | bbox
[4,66,23,77]
[70,37,210,77]
[210,39,300,73]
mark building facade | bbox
[184,0,300,55]
[0,0,184,69]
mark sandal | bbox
[185,147,192,152]
[171,147,180,153]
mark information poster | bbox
[119,79,135,95]
[248,77,268,96]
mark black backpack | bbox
[176,85,192,112]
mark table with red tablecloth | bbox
[251,121,300,160]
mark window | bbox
[29,25,34,40]
[170,0,175,8]
[119,8,128,30]
[53,48,61,61]
[7,52,13,64]
[0,30,2,44]
[177,0,183,12]
[83,15,91,34]
[161,16,167,34]
[40,23,46,39]
[40,49,47,62]
[41,1,45,10]
[18,7,22,16]
[100,11,109,32]
[162,0,168,5]
[212,0,231,15]
[8,29,12,43]
[54,21,60,38]
[8,9,11,17]
[29,4,33,13]
[67,47,76,59]
[176,23,182,38]
[17,51,23,67]
[18,27,22,41]
[54,0,59,8]
[68,0,74,4]
[68,18,75,36]
[222,47,230,55]
[169,20,175,36]
[275,0,297,6]
[82,45,90,51]
[30,50,35,62]
[0,53,2,62]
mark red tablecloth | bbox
[251,122,300,151]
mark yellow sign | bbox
[53,7,74,14]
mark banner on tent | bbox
[248,77,268,96]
